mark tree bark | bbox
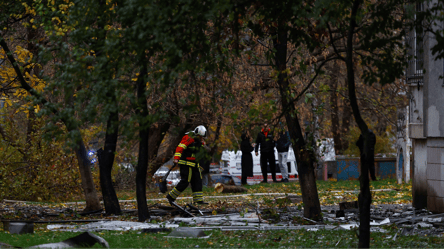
[341,95,352,152]
[329,62,342,154]
[73,139,102,212]
[145,123,172,182]
[209,117,222,156]
[135,59,150,221]
[272,22,322,220]
[97,100,121,215]
[345,0,371,247]
[311,95,322,170]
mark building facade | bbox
[405,2,444,212]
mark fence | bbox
[319,157,396,181]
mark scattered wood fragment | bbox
[275,195,302,205]
[214,183,247,193]
[339,201,358,210]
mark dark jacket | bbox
[241,134,254,177]
[255,129,275,154]
[276,131,291,153]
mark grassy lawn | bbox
[0,178,422,248]
[115,178,412,209]
[1,225,443,248]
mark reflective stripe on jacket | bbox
[174,132,204,166]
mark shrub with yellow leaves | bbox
[0,111,102,202]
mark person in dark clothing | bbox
[276,130,291,182]
[240,133,254,185]
[356,129,377,181]
[255,123,277,183]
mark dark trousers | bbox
[168,163,203,202]
[241,174,248,185]
[260,152,276,182]
[175,164,202,193]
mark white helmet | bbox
[194,125,207,137]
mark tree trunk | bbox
[135,60,150,222]
[329,62,342,154]
[97,102,121,215]
[346,0,371,247]
[341,95,352,152]
[25,110,36,184]
[136,129,150,221]
[147,124,171,160]
[74,139,102,212]
[209,117,222,156]
[273,22,322,220]
[145,123,172,181]
[311,95,322,172]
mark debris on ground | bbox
[45,220,179,232]
[214,183,247,193]
[0,232,109,249]
[2,198,444,237]
[165,227,210,238]
[28,232,109,248]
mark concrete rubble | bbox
[3,199,444,237]
[26,202,440,237]
[45,221,179,232]
[165,227,210,238]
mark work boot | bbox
[166,194,175,205]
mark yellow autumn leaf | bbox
[4,98,12,107]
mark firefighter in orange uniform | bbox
[166,125,209,205]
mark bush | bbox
[0,114,101,202]
[113,165,136,191]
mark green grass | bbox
[0,179,428,248]
[1,227,443,248]
[9,178,410,211]
[115,178,409,198]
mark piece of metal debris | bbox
[165,228,210,238]
[27,232,108,248]
[46,221,179,232]
[3,221,34,234]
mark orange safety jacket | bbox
[174,132,204,167]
